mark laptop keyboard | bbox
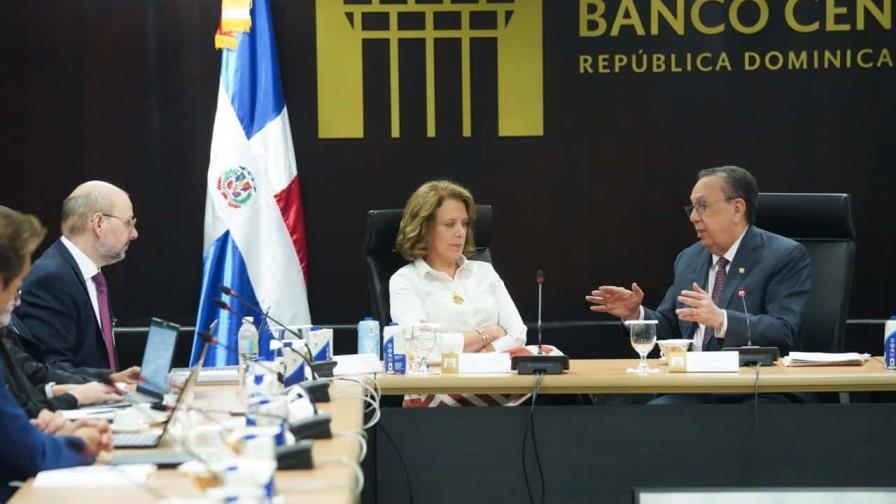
[112,432,161,448]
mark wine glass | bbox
[624,320,660,374]
[411,323,439,375]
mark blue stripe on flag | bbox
[190,231,275,366]
[220,0,285,140]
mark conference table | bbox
[377,356,896,394]
[9,380,366,504]
[372,357,896,504]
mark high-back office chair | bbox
[361,205,494,327]
[755,193,855,352]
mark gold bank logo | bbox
[316,0,543,138]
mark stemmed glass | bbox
[624,320,660,374]
[411,323,439,375]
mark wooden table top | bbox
[376,357,896,394]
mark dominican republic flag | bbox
[191,0,311,366]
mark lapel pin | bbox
[738,267,745,274]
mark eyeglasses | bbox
[683,198,734,217]
[101,213,137,229]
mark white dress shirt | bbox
[59,236,104,334]
[636,227,749,350]
[389,257,527,355]
[692,226,748,351]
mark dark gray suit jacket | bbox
[644,225,810,352]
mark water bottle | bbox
[383,322,406,374]
[357,316,380,358]
[237,317,259,386]
[885,316,896,370]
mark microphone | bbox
[510,269,569,375]
[212,294,335,379]
[721,288,779,366]
[197,330,287,382]
[738,289,752,346]
[536,269,544,355]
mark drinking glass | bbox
[411,323,439,375]
[624,320,659,374]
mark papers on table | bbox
[332,353,381,375]
[34,464,155,488]
[784,352,871,367]
[60,403,129,420]
[458,352,511,373]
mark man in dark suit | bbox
[0,205,111,501]
[16,181,140,372]
[587,165,810,353]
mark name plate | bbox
[668,351,739,373]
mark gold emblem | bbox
[452,293,465,305]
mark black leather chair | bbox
[361,205,494,327]
[755,193,855,352]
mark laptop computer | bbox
[111,341,207,449]
[123,317,180,404]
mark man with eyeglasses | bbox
[587,165,810,356]
[15,181,142,374]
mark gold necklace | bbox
[442,276,464,305]
[430,262,464,304]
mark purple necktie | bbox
[703,257,729,350]
[92,271,118,370]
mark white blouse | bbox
[389,257,527,354]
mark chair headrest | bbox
[363,205,494,254]
[756,193,855,240]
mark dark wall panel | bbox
[2,1,893,360]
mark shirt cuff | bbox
[439,332,465,354]
[44,382,56,398]
[490,335,518,353]
[717,310,729,339]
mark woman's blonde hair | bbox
[395,180,477,261]
[0,206,46,286]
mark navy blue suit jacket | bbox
[644,226,810,352]
[15,240,116,370]
[0,360,91,502]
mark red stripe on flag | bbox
[273,176,309,285]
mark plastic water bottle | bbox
[237,317,259,386]
[885,316,896,370]
[357,316,380,358]
[383,322,406,374]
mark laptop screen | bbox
[137,318,180,398]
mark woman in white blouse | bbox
[389,180,527,361]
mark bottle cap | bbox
[387,321,398,326]
[242,316,254,324]
[363,316,373,321]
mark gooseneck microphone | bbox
[738,288,752,346]
[722,288,779,366]
[198,330,284,380]
[214,288,337,379]
[510,269,569,375]
[536,270,544,355]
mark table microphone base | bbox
[723,346,779,366]
[511,355,569,375]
